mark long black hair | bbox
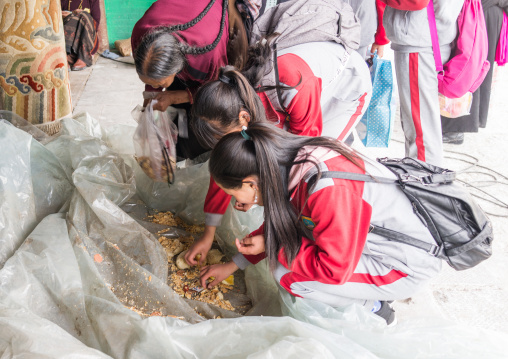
[134,0,228,80]
[209,122,364,269]
[190,65,268,149]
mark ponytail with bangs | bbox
[210,123,364,269]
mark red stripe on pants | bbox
[338,92,368,141]
[348,269,408,286]
[409,53,426,161]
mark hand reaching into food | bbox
[185,226,216,266]
[200,261,238,289]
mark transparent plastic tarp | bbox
[0,112,505,358]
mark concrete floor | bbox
[70,52,508,332]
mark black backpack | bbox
[313,157,493,271]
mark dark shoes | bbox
[373,301,397,326]
[442,132,464,145]
[71,59,87,71]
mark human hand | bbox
[62,10,72,17]
[236,234,265,256]
[73,9,83,15]
[200,261,238,288]
[152,92,174,112]
[233,201,254,212]
[185,228,215,266]
[370,43,385,58]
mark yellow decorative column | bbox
[0,0,72,129]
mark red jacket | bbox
[240,150,371,288]
[379,0,430,10]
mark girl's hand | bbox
[62,10,72,17]
[233,200,254,212]
[73,9,83,15]
[200,261,238,288]
[185,226,216,266]
[235,234,265,256]
[370,43,385,58]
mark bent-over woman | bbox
[199,123,442,325]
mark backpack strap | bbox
[310,169,443,257]
[273,43,291,121]
[427,1,445,80]
[317,171,394,184]
[369,225,442,256]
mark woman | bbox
[132,0,250,159]
[131,0,250,112]
[184,33,372,265]
[61,0,101,71]
[199,123,442,325]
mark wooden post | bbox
[97,0,109,52]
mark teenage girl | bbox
[199,122,442,324]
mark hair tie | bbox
[219,74,231,84]
[241,125,251,140]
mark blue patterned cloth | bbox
[358,54,395,148]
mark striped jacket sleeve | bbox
[204,176,231,227]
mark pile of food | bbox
[160,237,236,312]
[148,211,204,234]
[149,211,250,315]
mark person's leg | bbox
[479,6,504,128]
[394,49,448,166]
[322,51,373,141]
[274,249,440,309]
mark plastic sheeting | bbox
[0,112,506,358]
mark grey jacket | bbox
[344,0,378,52]
[383,0,465,51]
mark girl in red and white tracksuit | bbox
[185,37,372,266]
[381,0,465,165]
[200,123,442,323]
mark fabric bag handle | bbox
[427,1,444,75]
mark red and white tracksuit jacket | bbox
[232,147,442,307]
[204,42,372,227]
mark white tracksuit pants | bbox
[394,45,452,167]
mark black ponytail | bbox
[190,65,267,149]
[209,123,364,269]
[242,34,302,94]
[180,0,229,55]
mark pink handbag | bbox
[495,11,508,66]
[428,0,490,99]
